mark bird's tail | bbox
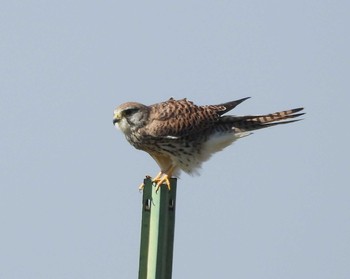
[223,107,305,132]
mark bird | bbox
[113,97,304,191]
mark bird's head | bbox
[113,102,150,135]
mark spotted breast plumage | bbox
[113,97,304,191]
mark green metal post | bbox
[138,177,177,279]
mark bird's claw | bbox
[138,173,172,192]
[138,183,145,191]
[138,175,152,191]
[153,175,171,192]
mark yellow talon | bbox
[154,175,171,192]
[139,168,174,192]
[138,175,152,191]
[152,172,163,182]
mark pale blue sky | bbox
[1,1,349,278]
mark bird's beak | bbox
[113,112,121,125]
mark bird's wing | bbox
[143,97,250,138]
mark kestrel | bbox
[113,97,304,191]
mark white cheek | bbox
[117,119,131,134]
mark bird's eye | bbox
[123,108,137,117]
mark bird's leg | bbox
[152,171,163,183]
[138,169,170,191]
[154,166,175,192]
[154,175,171,192]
